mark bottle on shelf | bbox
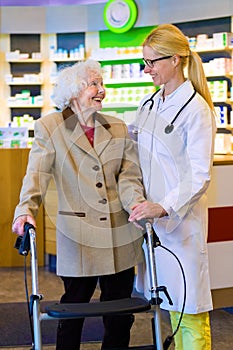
[79,44,85,60]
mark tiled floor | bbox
[0,346,97,350]
[0,266,160,350]
[1,266,233,350]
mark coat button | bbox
[96,182,103,188]
[99,198,107,204]
[93,165,100,171]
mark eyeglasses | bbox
[142,56,172,68]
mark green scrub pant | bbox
[169,311,211,350]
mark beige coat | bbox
[14,108,145,277]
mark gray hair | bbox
[52,59,102,110]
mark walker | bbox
[15,221,182,350]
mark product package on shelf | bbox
[214,129,232,154]
[187,31,233,50]
[7,89,43,107]
[0,127,28,148]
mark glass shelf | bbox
[7,82,43,85]
[8,104,43,108]
[6,59,43,63]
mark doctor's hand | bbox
[129,201,168,224]
[12,215,36,236]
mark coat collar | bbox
[62,107,112,157]
[62,107,111,130]
[160,80,195,109]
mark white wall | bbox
[158,0,233,24]
[0,0,232,34]
[46,6,88,33]
[0,7,46,33]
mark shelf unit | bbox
[7,82,43,85]
[6,58,43,63]
[4,35,44,124]
[194,46,233,53]
[0,32,88,127]
[195,46,233,127]
[1,30,156,128]
[91,55,154,118]
[49,58,82,63]
[0,26,233,131]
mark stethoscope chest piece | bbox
[164,124,174,134]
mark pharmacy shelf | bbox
[90,54,142,61]
[7,104,44,108]
[6,59,43,63]
[49,58,83,62]
[102,103,138,112]
[205,73,233,78]
[195,46,233,53]
[212,99,232,104]
[104,77,152,84]
[6,82,43,85]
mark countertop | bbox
[214,154,233,165]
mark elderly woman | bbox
[12,59,146,350]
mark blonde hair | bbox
[52,59,103,110]
[143,24,214,110]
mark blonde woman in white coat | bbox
[12,59,146,350]
[129,24,216,350]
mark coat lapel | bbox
[94,113,112,157]
[62,108,112,157]
[62,107,93,154]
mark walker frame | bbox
[15,222,173,350]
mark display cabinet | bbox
[190,43,233,154]
[1,32,87,128]
[196,46,233,128]
[48,32,85,85]
[5,34,44,124]
[89,48,155,123]
[1,27,233,140]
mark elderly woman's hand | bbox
[12,215,36,236]
[129,200,168,224]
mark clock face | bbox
[103,0,138,33]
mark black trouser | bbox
[56,267,135,350]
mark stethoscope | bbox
[133,88,197,134]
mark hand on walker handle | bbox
[129,200,168,223]
[12,215,36,236]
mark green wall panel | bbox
[99,26,156,48]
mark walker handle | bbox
[14,222,35,256]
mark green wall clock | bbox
[103,0,138,33]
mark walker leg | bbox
[152,306,163,350]
[30,228,43,350]
[33,299,42,350]
[145,222,164,350]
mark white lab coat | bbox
[135,80,216,314]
